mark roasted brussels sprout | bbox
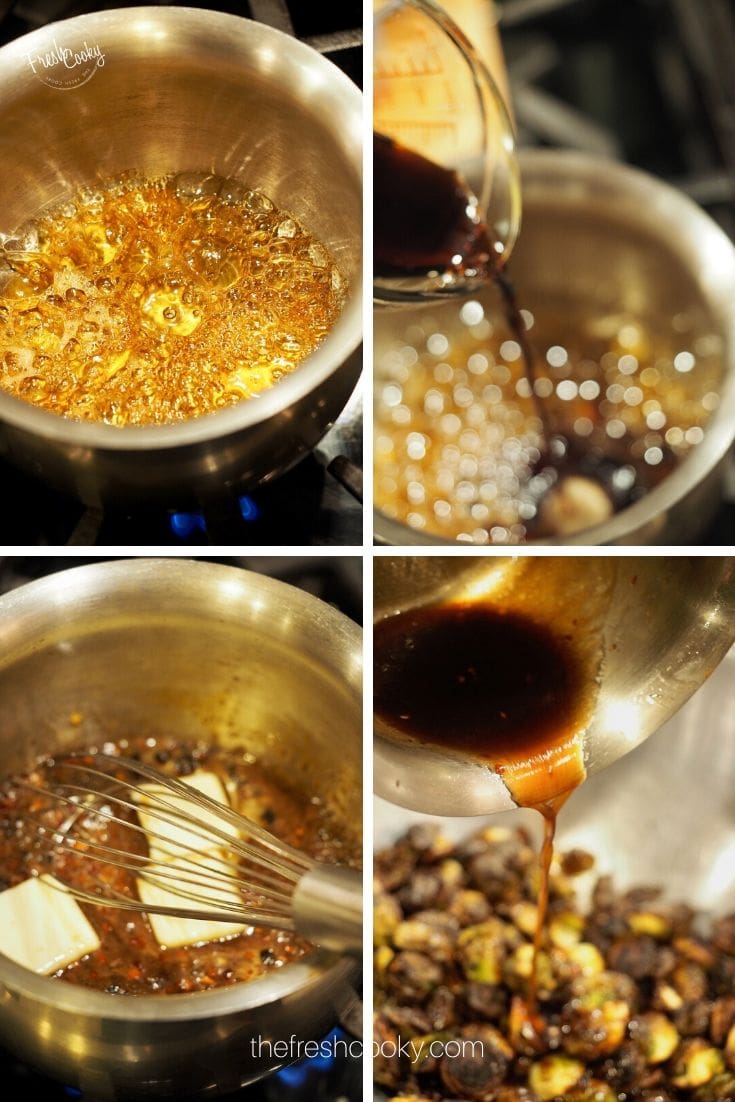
[560,996,629,1060]
[439,1024,513,1100]
[458,918,509,984]
[425,985,457,1031]
[386,950,443,1000]
[448,889,492,926]
[398,870,442,913]
[669,1038,725,1089]
[607,934,659,980]
[528,1053,584,1100]
[393,918,455,962]
[629,1011,680,1064]
[374,825,735,1101]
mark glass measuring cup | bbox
[374,0,521,305]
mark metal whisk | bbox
[21,754,362,953]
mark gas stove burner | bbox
[0,441,362,547]
[169,495,261,540]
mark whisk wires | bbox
[19,753,316,931]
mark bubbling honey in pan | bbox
[0,173,347,426]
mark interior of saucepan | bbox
[0,560,362,999]
[0,9,362,449]
[374,152,735,545]
[0,11,360,283]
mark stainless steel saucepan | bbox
[374,555,735,816]
[0,559,362,1099]
[374,150,735,545]
[0,8,362,507]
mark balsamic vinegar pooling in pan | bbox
[374,133,722,543]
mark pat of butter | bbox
[136,770,238,862]
[0,875,100,975]
[137,857,246,949]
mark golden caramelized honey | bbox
[0,173,347,425]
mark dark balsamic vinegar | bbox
[373,133,492,277]
[373,132,552,445]
[374,600,595,1019]
[495,267,554,447]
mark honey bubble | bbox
[0,173,347,425]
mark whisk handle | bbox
[291,865,362,954]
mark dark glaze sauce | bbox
[0,734,357,995]
[374,604,583,751]
[374,603,590,809]
[374,599,598,1018]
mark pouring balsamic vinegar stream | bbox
[373,1,719,543]
[373,132,628,536]
[373,560,614,1026]
[373,133,551,442]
